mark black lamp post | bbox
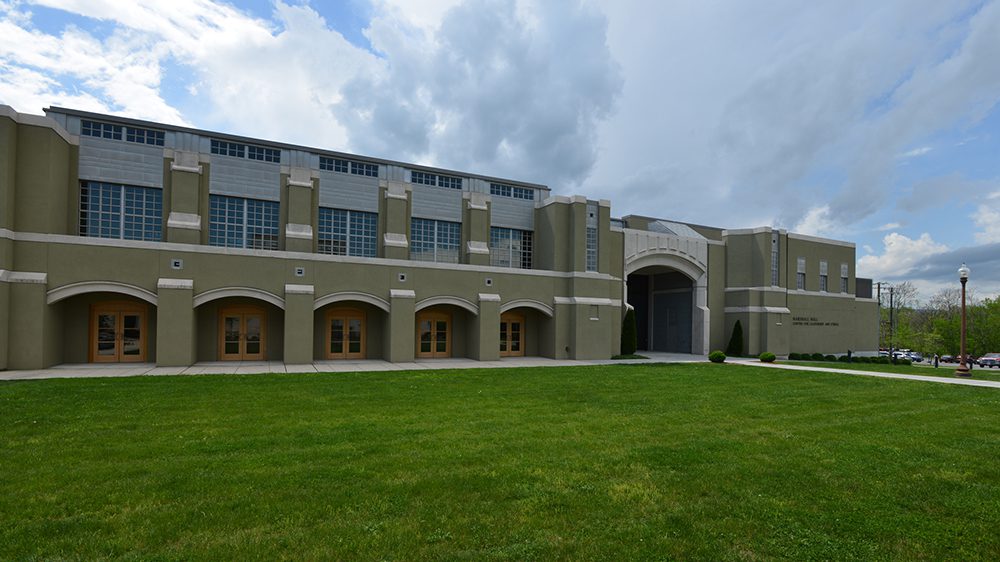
[956,263,971,377]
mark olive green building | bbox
[0,105,877,370]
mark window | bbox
[410,218,460,263]
[586,227,598,271]
[489,227,533,269]
[820,261,828,292]
[490,183,534,200]
[318,208,377,257]
[211,139,280,163]
[771,232,779,286]
[79,181,162,241]
[247,145,280,163]
[840,263,849,293]
[796,257,806,290]
[209,195,279,250]
[411,171,462,189]
[125,126,165,146]
[319,156,378,177]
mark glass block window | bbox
[318,208,378,257]
[819,261,828,292]
[209,195,279,250]
[247,145,280,162]
[411,171,462,189]
[490,183,534,200]
[796,257,806,290]
[840,263,849,293]
[81,120,122,140]
[490,227,533,269]
[586,227,598,272]
[79,181,162,241]
[411,218,461,263]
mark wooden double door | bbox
[220,306,266,360]
[326,308,365,360]
[417,312,451,358]
[90,302,147,362]
[500,312,525,357]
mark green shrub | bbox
[789,352,801,360]
[620,308,637,356]
[708,350,726,363]
[824,354,837,362]
[759,352,776,363]
[876,357,890,364]
[725,321,744,357]
[898,359,911,366]
[857,356,870,363]
[811,353,825,361]
[838,355,850,362]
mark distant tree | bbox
[726,320,744,357]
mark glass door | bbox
[218,307,266,360]
[416,312,451,358]
[326,308,365,359]
[91,303,146,362]
[500,313,524,357]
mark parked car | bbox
[978,353,1000,368]
[909,352,924,363]
[940,355,955,363]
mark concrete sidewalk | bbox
[729,358,1000,389]
[0,352,704,381]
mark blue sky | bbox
[1,0,999,300]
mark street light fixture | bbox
[956,263,971,377]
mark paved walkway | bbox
[728,358,1000,389]
[3,353,998,389]
[0,351,703,381]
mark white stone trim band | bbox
[285,223,314,240]
[384,233,408,248]
[467,241,490,255]
[157,278,194,290]
[285,284,314,295]
[167,212,202,231]
[478,293,501,302]
[553,297,622,306]
[390,289,416,299]
[724,306,792,314]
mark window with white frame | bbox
[840,263,849,293]
[796,257,806,290]
[318,208,377,257]
[410,218,461,263]
[489,227,533,269]
[79,181,162,241]
[819,261,828,292]
[208,195,279,250]
[586,227,598,272]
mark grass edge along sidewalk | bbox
[3,363,1000,560]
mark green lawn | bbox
[3,364,1000,560]
[782,360,1000,381]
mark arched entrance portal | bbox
[623,230,711,355]
[628,267,694,353]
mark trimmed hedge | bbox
[789,352,802,360]
[708,350,726,363]
[811,353,825,361]
[759,352,776,363]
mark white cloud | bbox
[793,205,840,238]
[899,146,932,158]
[973,191,1000,244]
[878,222,901,231]
[857,232,949,279]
